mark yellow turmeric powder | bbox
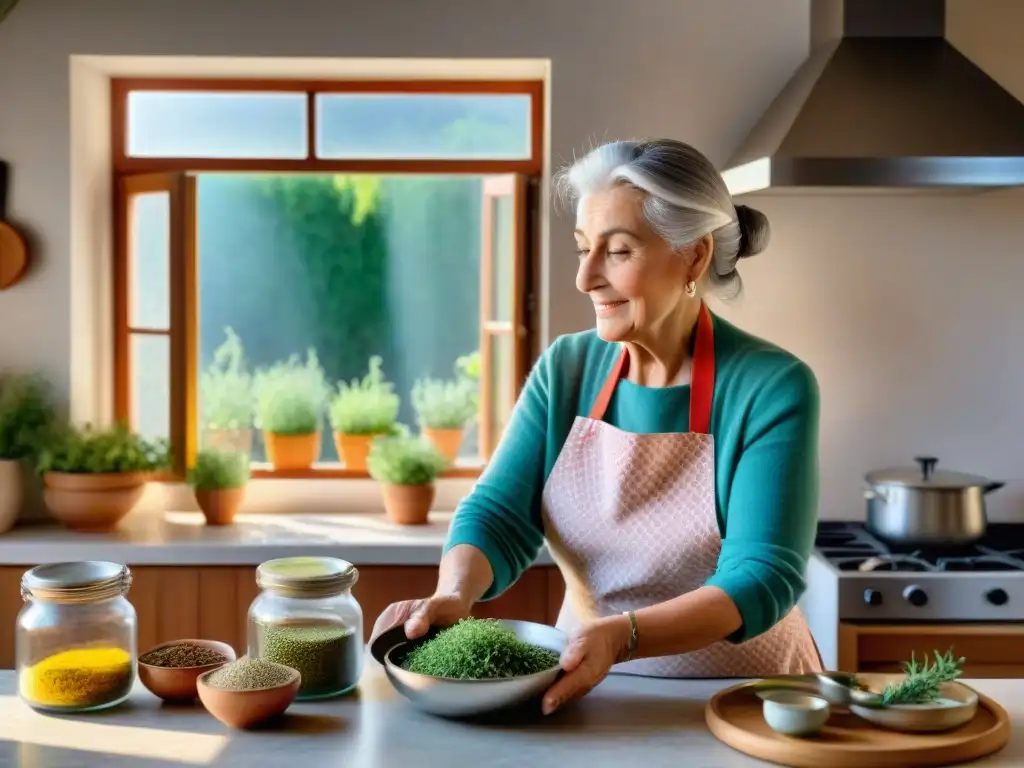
[20,647,133,709]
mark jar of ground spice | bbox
[247,556,363,700]
[17,561,137,712]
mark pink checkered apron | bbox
[541,303,823,677]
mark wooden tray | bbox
[705,675,1010,767]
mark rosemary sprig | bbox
[881,648,965,705]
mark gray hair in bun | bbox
[554,138,769,298]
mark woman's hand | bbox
[370,593,474,642]
[542,614,633,715]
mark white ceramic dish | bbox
[850,681,979,733]
[758,690,831,736]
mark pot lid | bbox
[865,456,994,489]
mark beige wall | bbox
[1,0,1023,521]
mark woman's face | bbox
[574,185,703,343]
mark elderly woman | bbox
[373,139,822,713]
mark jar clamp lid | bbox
[256,557,358,598]
[21,561,132,604]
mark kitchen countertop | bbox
[0,663,1019,767]
[0,511,555,566]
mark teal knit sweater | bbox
[445,313,820,642]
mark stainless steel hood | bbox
[722,0,1024,195]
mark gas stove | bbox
[804,521,1024,623]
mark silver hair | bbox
[553,139,769,298]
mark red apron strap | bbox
[689,302,716,434]
[588,347,629,420]
[588,302,716,433]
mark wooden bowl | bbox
[138,639,236,701]
[197,663,300,729]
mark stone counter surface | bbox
[0,511,555,566]
[0,665,1019,767]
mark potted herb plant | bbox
[188,447,250,526]
[253,349,327,471]
[199,327,254,455]
[367,435,448,525]
[0,374,57,533]
[411,376,477,464]
[329,356,400,471]
[36,423,171,532]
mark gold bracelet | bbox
[624,610,639,661]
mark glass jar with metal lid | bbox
[16,561,137,712]
[247,556,363,700]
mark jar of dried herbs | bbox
[17,561,137,712]
[247,557,363,700]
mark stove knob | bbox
[864,588,883,606]
[903,585,928,607]
[986,588,1009,606]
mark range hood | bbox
[722,0,1024,195]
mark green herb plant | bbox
[881,648,965,705]
[37,423,172,475]
[411,376,477,430]
[188,448,250,491]
[329,356,400,435]
[0,374,58,461]
[455,350,480,381]
[367,435,448,486]
[402,618,560,679]
[253,349,328,436]
[199,327,254,431]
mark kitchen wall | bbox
[1,0,1023,521]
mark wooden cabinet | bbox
[839,622,1024,678]
[0,565,565,669]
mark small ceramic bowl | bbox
[138,639,236,701]
[850,681,979,733]
[759,690,831,736]
[197,663,300,729]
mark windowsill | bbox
[248,459,485,480]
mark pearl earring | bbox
[685,281,697,297]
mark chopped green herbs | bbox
[401,618,560,679]
[881,648,965,705]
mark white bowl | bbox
[759,690,831,736]
[850,681,979,733]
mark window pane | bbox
[487,333,515,443]
[129,192,170,329]
[316,93,532,160]
[195,173,484,465]
[127,91,307,159]
[489,193,515,323]
[131,333,170,442]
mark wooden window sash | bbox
[478,173,530,460]
[115,172,197,477]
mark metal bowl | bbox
[379,619,566,718]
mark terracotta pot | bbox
[42,472,149,532]
[195,487,246,526]
[263,431,320,470]
[0,459,23,534]
[333,432,381,471]
[381,482,435,525]
[197,665,300,729]
[202,428,254,456]
[422,427,464,464]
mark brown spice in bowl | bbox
[140,643,229,669]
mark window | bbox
[112,78,542,478]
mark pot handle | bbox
[985,481,1006,494]
[863,484,889,503]
[914,456,939,480]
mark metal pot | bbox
[864,456,1005,546]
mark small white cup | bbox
[759,690,830,736]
